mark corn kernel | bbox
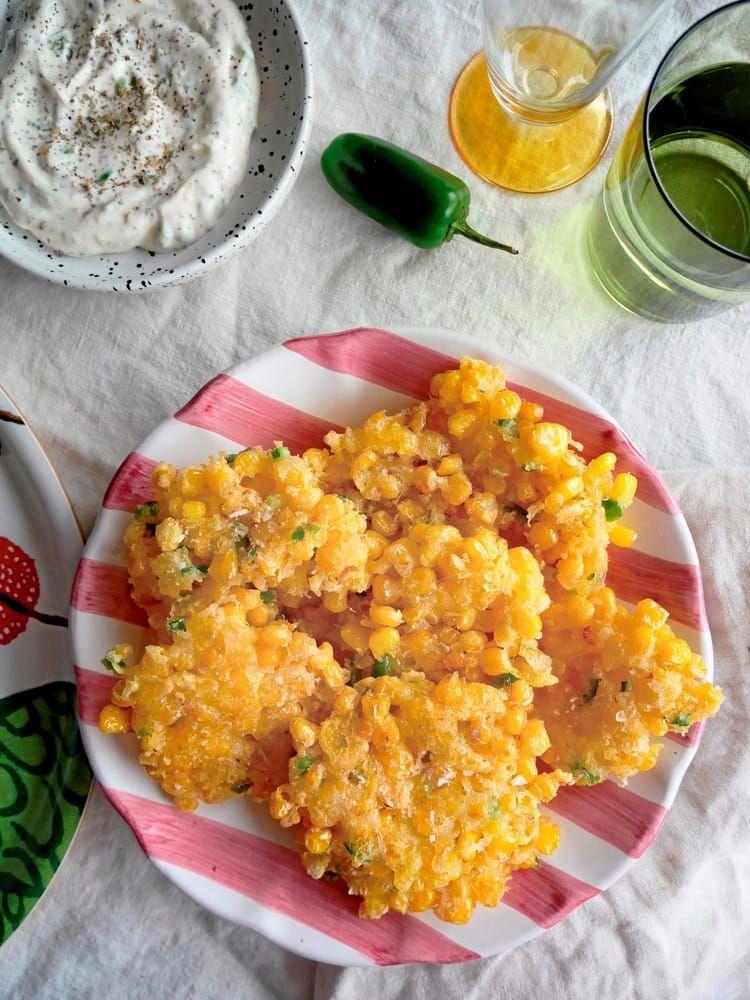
[491,389,522,420]
[262,621,292,646]
[635,598,669,628]
[510,679,533,706]
[333,687,358,715]
[247,604,270,626]
[370,604,403,628]
[461,630,487,653]
[180,468,205,497]
[412,465,438,494]
[181,500,206,521]
[612,472,638,505]
[363,693,391,725]
[323,590,348,613]
[155,517,184,552]
[505,705,526,735]
[610,524,637,547]
[522,719,550,757]
[372,574,402,604]
[305,828,332,855]
[290,717,318,749]
[527,421,569,459]
[527,521,558,551]
[209,548,238,584]
[587,452,617,477]
[456,608,476,631]
[442,472,473,506]
[369,627,400,659]
[591,586,617,616]
[479,646,511,677]
[341,624,371,653]
[447,410,478,439]
[436,454,463,476]
[535,815,560,855]
[465,492,498,525]
[566,595,595,625]
[517,756,538,781]
[365,531,387,559]
[519,401,544,422]
[98,704,130,734]
[558,476,584,501]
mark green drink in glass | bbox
[589,1,750,322]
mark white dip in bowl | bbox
[0,0,260,256]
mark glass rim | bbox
[643,0,750,264]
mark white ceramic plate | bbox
[0,0,312,291]
[0,387,91,947]
[70,326,713,966]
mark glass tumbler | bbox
[588,0,750,322]
[449,0,673,193]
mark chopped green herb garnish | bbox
[305,523,320,534]
[620,679,633,693]
[115,76,129,92]
[234,535,258,559]
[167,617,186,632]
[504,503,527,520]
[291,525,306,541]
[372,654,395,677]
[344,842,370,863]
[63,146,74,155]
[521,463,543,472]
[179,563,209,577]
[101,649,127,675]
[265,495,282,510]
[337,494,350,502]
[134,501,158,521]
[225,453,238,465]
[582,677,600,702]
[294,756,313,775]
[602,499,623,522]
[260,589,275,604]
[271,446,290,460]
[571,762,601,785]
[98,170,113,182]
[136,727,151,740]
[487,801,500,820]
[492,672,518,687]
[496,418,519,438]
[231,783,251,794]
[670,713,691,728]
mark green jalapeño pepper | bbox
[321,133,518,254]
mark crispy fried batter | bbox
[270,671,569,922]
[535,592,723,783]
[107,599,347,810]
[97,356,723,922]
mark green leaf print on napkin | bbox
[0,681,91,944]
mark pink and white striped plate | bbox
[70,327,713,966]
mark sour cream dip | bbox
[0,0,260,256]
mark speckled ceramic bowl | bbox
[0,0,312,292]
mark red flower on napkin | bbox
[0,537,40,645]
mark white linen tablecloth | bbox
[1,1,749,996]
